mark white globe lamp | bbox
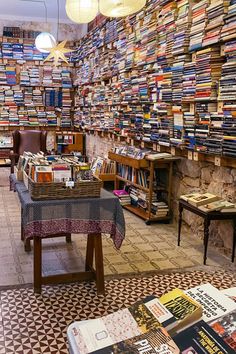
[66,0,98,24]
[99,0,146,17]
[35,32,57,53]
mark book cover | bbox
[67,296,178,354]
[210,310,236,351]
[199,200,235,212]
[221,287,236,302]
[159,288,202,333]
[185,283,236,322]
[113,189,129,197]
[90,328,180,354]
[182,193,219,207]
[173,320,235,354]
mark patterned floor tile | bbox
[0,270,235,353]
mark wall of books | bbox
[73,0,236,160]
[0,36,75,129]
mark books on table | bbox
[185,283,236,323]
[67,285,236,354]
[180,192,220,207]
[159,288,202,334]
[199,199,235,212]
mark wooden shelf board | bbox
[116,176,149,192]
[123,204,170,222]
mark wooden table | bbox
[11,176,125,294]
[178,199,236,265]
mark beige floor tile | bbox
[119,245,139,254]
[155,241,174,250]
[132,261,158,272]
[112,263,137,274]
[153,259,177,270]
[105,254,127,264]
[143,250,166,260]
[135,243,158,252]
[128,236,147,244]
[125,252,148,263]
[142,234,166,242]
[171,258,196,268]
[161,249,187,258]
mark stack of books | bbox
[67,283,236,354]
[113,189,131,206]
[221,0,236,41]
[189,0,209,51]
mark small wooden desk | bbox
[178,199,236,265]
[11,176,125,294]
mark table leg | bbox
[34,237,42,294]
[85,234,95,271]
[232,219,236,263]
[203,218,210,265]
[66,234,72,243]
[24,239,31,252]
[178,203,183,246]
[94,233,105,295]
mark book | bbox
[180,193,219,207]
[209,310,236,351]
[90,328,180,354]
[67,296,178,353]
[221,287,236,302]
[185,283,236,322]
[173,320,235,354]
[159,288,202,334]
[199,200,235,212]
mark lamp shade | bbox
[35,32,56,53]
[66,0,98,24]
[100,0,146,17]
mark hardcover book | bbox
[159,288,202,334]
[173,320,235,354]
[185,283,236,322]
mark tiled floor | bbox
[0,167,235,287]
[1,270,236,353]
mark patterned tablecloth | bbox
[10,175,125,249]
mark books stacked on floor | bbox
[113,189,131,206]
[152,201,169,217]
[67,283,236,354]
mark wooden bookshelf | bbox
[109,151,175,224]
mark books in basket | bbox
[180,193,219,207]
[185,283,236,323]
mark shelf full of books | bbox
[109,146,175,224]
[72,0,236,161]
[0,59,74,128]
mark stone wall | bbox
[172,159,236,252]
[85,133,236,253]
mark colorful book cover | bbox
[159,288,202,333]
[210,310,236,351]
[113,189,129,197]
[173,320,235,354]
[185,283,236,322]
[90,328,180,354]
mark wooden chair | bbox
[9,130,47,173]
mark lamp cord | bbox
[57,0,59,41]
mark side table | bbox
[178,199,236,265]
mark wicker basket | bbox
[28,176,102,200]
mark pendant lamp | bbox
[35,32,57,53]
[99,0,146,17]
[66,0,98,24]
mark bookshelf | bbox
[109,151,174,224]
[72,0,236,166]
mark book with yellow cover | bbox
[159,288,202,334]
[180,193,219,207]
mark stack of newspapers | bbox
[67,283,236,353]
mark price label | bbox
[141,141,145,149]
[171,147,176,156]
[188,151,193,160]
[156,145,161,152]
[66,181,75,188]
[131,139,134,146]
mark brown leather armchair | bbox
[10,130,47,173]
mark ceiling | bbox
[0,0,75,24]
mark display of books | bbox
[199,199,235,212]
[180,193,220,207]
[67,285,236,354]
